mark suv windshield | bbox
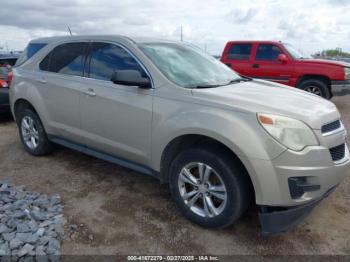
[139,43,240,88]
[284,43,311,59]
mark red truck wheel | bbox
[297,79,331,99]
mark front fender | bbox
[152,105,285,170]
[151,95,286,196]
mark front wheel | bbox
[169,147,250,229]
[298,79,331,99]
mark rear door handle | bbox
[83,88,96,97]
[252,64,260,68]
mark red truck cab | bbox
[220,41,350,99]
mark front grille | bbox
[321,120,341,134]
[329,144,346,162]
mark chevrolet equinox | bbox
[10,36,349,235]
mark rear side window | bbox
[256,44,283,61]
[0,58,17,66]
[40,42,87,76]
[87,42,145,81]
[227,43,252,60]
[15,43,46,66]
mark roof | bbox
[227,40,284,44]
[29,35,181,44]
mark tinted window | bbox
[40,42,87,76]
[228,44,252,60]
[15,43,46,66]
[87,43,145,81]
[256,44,283,61]
[27,43,46,59]
[0,58,17,66]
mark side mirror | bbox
[277,54,288,63]
[111,70,151,89]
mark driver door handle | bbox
[252,63,260,68]
[84,88,96,97]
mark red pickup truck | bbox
[220,41,350,99]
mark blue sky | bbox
[0,0,349,55]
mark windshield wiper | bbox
[225,77,252,85]
[193,84,222,89]
[191,77,252,89]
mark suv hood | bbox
[297,58,350,68]
[192,80,339,130]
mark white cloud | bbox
[0,0,349,55]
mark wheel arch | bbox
[159,134,256,200]
[296,74,332,92]
[296,74,331,86]
[13,99,39,121]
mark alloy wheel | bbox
[178,162,227,218]
[21,116,39,150]
[304,85,322,96]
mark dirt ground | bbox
[0,92,349,256]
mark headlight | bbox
[345,67,350,80]
[257,113,319,151]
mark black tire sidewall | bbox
[169,148,248,229]
[16,108,51,156]
[298,79,330,99]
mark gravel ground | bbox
[0,93,349,256]
[0,182,65,259]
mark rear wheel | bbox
[16,108,53,156]
[169,146,250,228]
[298,79,331,99]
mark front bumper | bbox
[246,122,349,235]
[259,185,336,236]
[331,80,350,93]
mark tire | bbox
[298,79,331,99]
[169,146,250,229]
[16,108,53,156]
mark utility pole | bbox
[180,26,183,41]
[67,26,72,36]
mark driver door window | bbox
[87,43,145,81]
[256,44,283,61]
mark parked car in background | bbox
[0,53,19,67]
[10,36,349,235]
[0,66,10,82]
[221,41,350,99]
[0,60,16,113]
[0,48,44,113]
[0,78,9,113]
[0,79,8,88]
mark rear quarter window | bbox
[15,43,47,66]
